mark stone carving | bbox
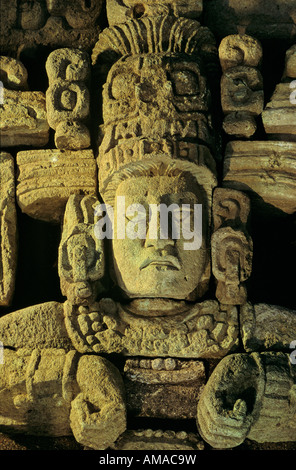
[106,0,204,26]
[63,298,239,358]
[0,89,49,148]
[284,44,296,79]
[211,188,253,305]
[262,44,296,137]
[0,153,17,306]
[58,194,105,305]
[111,429,205,451]
[0,0,295,453]
[219,34,264,138]
[0,56,28,90]
[46,49,91,150]
[124,358,206,419]
[0,0,103,56]
[16,149,97,223]
[223,141,296,215]
[240,302,296,352]
[0,348,126,449]
[197,352,296,448]
[92,15,218,193]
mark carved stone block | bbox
[219,35,263,138]
[240,302,296,352]
[0,0,103,56]
[223,141,296,215]
[197,352,296,448]
[46,49,91,150]
[58,195,105,306]
[45,0,103,29]
[124,358,206,419]
[107,0,204,26]
[284,44,296,78]
[16,149,97,223]
[221,66,264,115]
[219,34,263,72]
[0,56,28,90]
[64,299,239,359]
[262,83,296,135]
[0,153,17,306]
[0,89,49,147]
[211,188,252,305]
[222,112,258,138]
[111,429,204,451]
[0,346,126,450]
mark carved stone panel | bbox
[16,149,97,223]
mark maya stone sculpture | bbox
[0,0,295,452]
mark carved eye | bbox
[170,70,199,96]
[81,0,95,10]
[111,72,139,100]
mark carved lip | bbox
[140,257,181,271]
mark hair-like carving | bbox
[92,16,217,65]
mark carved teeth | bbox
[164,358,177,370]
[89,311,100,321]
[139,359,151,369]
[151,358,165,370]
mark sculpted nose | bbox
[144,217,175,250]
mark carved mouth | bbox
[140,257,181,271]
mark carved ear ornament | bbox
[211,188,253,305]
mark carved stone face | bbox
[111,173,210,300]
[103,54,209,127]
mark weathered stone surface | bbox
[0,56,28,90]
[0,347,126,449]
[111,429,205,451]
[124,358,206,419]
[0,348,75,436]
[221,66,264,115]
[240,302,296,352]
[211,188,252,305]
[108,165,216,301]
[262,83,296,135]
[107,0,204,26]
[70,354,126,450]
[0,0,103,56]
[219,35,263,138]
[204,0,296,40]
[46,48,91,150]
[284,44,296,78]
[219,34,263,71]
[95,17,218,190]
[212,187,251,231]
[222,112,258,138]
[16,149,97,223]
[58,195,105,306]
[223,141,296,214]
[197,352,296,448]
[45,0,103,29]
[211,227,253,305]
[0,153,17,306]
[63,299,239,358]
[0,89,49,147]
[247,352,296,444]
[0,302,72,351]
